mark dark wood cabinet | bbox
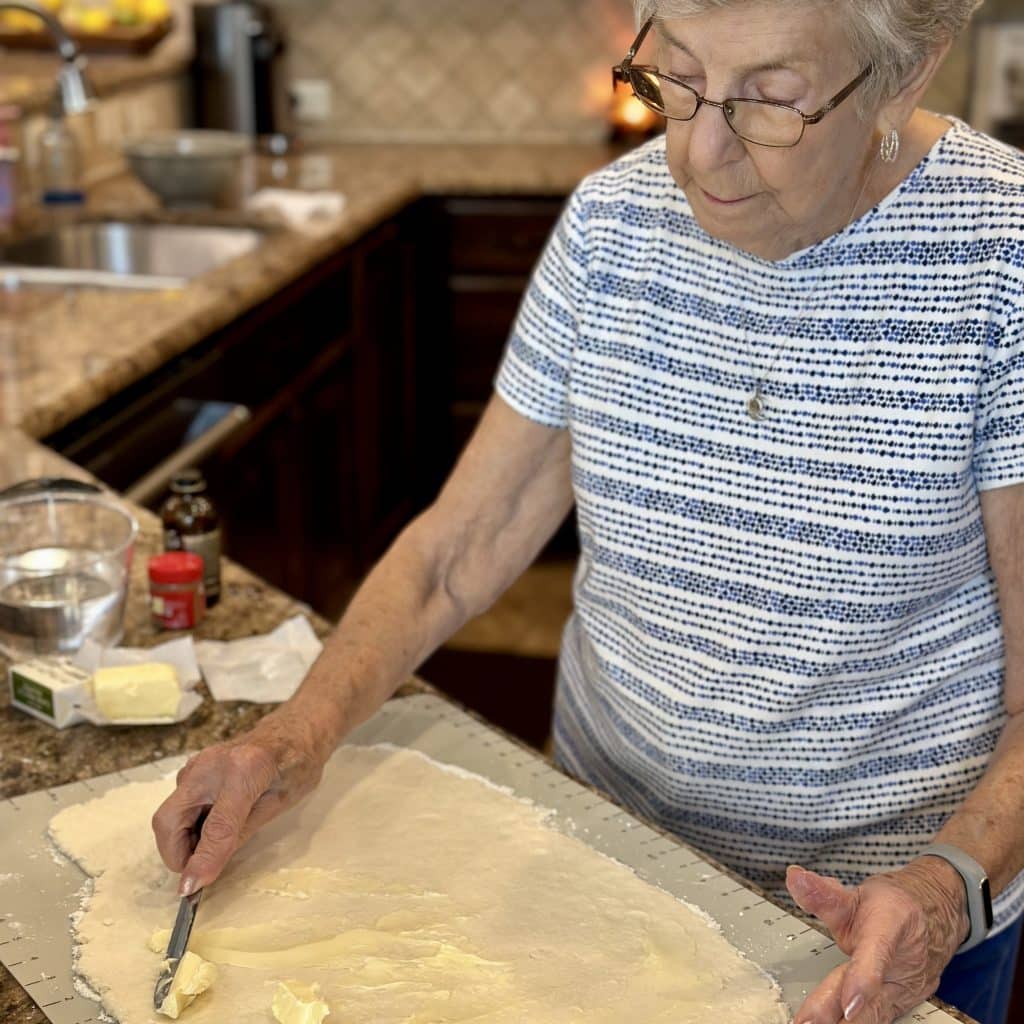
[289,344,361,617]
[47,216,420,622]
[415,195,566,470]
[352,220,421,565]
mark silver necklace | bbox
[744,157,879,422]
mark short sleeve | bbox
[493,186,589,429]
[974,318,1024,490]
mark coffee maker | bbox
[191,1,292,150]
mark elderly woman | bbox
[152,1,1024,1022]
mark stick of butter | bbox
[272,981,331,1024]
[92,663,181,720]
[157,951,217,1019]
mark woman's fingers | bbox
[151,710,333,892]
[150,741,280,892]
[793,961,847,1024]
[178,745,280,893]
[151,760,224,873]
[839,933,896,1022]
[151,794,206,874]
[786,865,860,947]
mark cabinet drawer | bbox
[443,197,564,275]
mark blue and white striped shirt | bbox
[495,119,1024,931]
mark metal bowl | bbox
[123,131,251,208]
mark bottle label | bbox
[166,529,222,601]
[152,591,201,630]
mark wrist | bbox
[903,856,971,947]
[282,695,346,760]
[916,843,994,954]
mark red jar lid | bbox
[149,552,204,584]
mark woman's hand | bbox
[151,705,333,895]
[787,860,969,1024]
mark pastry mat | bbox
[0,693,961,1024]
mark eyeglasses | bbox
[612,17,872,149]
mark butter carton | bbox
[8,657,90,728]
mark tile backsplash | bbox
[270,0,982,145]
[272,0,637,143]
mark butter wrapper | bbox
[8,657,90,729]
[72,637,203,726]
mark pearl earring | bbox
[880,127,900,163]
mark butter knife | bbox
[153,808,209,1011]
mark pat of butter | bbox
[272,981,331,1024]
[157,951,217,1019]
[92,662,181,720]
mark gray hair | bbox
[633,0,983,115]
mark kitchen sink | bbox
[0,221,267,290]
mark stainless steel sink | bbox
[0,221,266,289]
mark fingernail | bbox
[179,876,196,897]
[845,994,864,1021]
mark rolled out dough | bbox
[49,745,789,1024]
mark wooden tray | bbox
[0,17,172,55]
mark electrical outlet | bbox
[290,79,333,122]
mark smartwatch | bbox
[918,843,993,954]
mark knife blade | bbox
[153,808,209,1011]
[152,887,204,1010]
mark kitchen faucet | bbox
[0,1,94,114]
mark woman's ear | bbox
[875,37,954,134]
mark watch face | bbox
[982,877,994,930]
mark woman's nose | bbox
[684,100,746,172]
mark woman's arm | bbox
[789,481,1024,1024]
[152,394,573,892]
[928,482,1024,887]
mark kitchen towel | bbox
[245,188,347,235]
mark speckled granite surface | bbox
[0,433,332,797]
[5,142,620,439]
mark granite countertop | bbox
[5,142,621,440]
[0,430,334,800]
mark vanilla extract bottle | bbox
[160,469,222,607]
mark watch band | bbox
[918,843,994,954]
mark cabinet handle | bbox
[124,404,251,507]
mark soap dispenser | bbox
[37,94,85,207]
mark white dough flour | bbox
[48,745,790,1023]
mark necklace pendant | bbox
[747,389,766,421]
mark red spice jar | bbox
[148,552,206,630]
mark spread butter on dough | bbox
[272,980,331,1024]
[155,951,216,1018]
[49,744,790,1024]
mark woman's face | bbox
[655,1,878,261]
